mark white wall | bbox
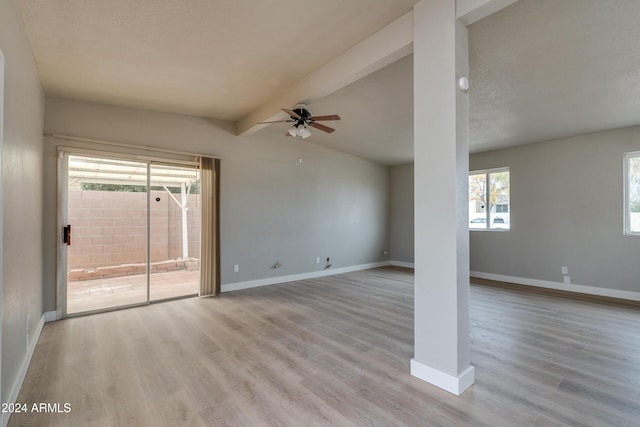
[470,126,640,294]
[0,0,45,410]
[43,98,391,311]
[389,163,414,264]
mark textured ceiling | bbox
[298,0,640,162]
[299,0,640,162]
[17,0,640,164]
[469,0,640,152]
[17,0,419,121]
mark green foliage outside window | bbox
[81,182,200,194]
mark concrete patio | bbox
[67,269,199,314]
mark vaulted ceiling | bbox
[468,0,640,153]
[17,0,640,165]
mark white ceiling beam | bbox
[456,0,519,25]
[235,11,413,137]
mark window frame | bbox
[468,167,510,232]
[624,151,640,235]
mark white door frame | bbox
[55,151,68,319]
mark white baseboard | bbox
[470,271,640,302]
[3,311,55,427]
[410,359,475,396]
[44,310,57,323]
[390,260,414,268]
[222,261,391,292]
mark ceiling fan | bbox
[259,104,341,138]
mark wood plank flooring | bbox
[9,268,640,426]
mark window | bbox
[625,152,640,234]
[496,204,509,213]
[469,168,510,230]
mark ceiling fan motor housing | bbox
[291,104,311,123]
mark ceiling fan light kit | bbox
[287,123,311,139]
[259,103,341,139]
[297,125,311,139]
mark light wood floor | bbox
[9,268,640,426]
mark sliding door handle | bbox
[62,225,71,246]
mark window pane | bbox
[489,171,510,229]
[469,173,487,229]
[629,156,640,233]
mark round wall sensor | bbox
[458,76,470,92]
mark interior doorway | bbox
[64,153,201,315]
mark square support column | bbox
[411,0,474,395]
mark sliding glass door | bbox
[65,154,200,315]
[149,163,200,301]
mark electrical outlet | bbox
[563,276,571,284]
[234,264,239,273]
[561,266,568,275]
[316,257,320,264]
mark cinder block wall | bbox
[67,190,201,270]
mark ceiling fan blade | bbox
[258,120,293,124]
[309,114,341,121]
[282,108,302,120]
[309,122,335,133]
